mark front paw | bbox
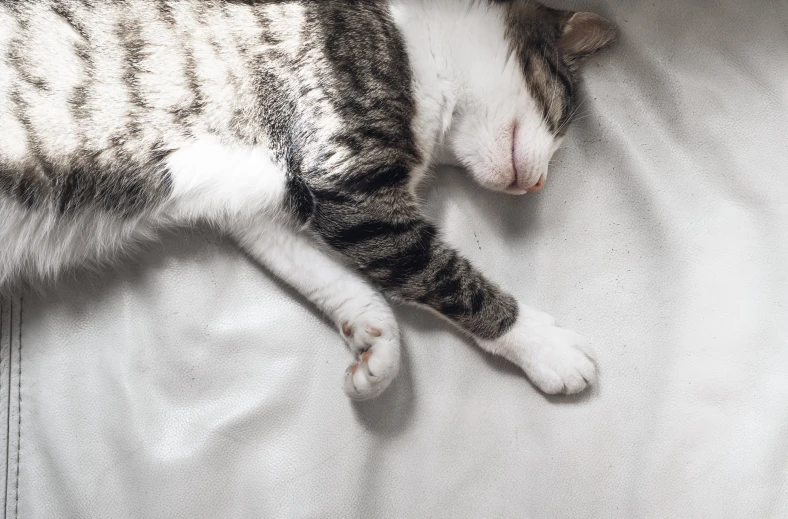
[520,323,596,395]
[480,307,597,395]
[338,309,401,401]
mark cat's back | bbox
[0,0,419,289]
[0,0,301,216]
[0,0,414,209]
[0,0,270,161]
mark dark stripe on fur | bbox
[327,220,418,249]
[64,3,94,132]
[116,14,147,140]
[51,2,90,41]
[286,174,314,225]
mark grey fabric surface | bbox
[2,0,788,517]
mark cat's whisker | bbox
[557,102,591,134]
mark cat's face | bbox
[445,2,616,194]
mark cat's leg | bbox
[310,187,596,395]
[232,219,401,401]
[162,139,401,400]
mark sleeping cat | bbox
[0,0,616,400]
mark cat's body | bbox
[0,0,616,399]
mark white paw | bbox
[519,324,596,395]
[337,308,401,401]
[480,307,597,395]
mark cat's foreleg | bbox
[163,140,401,400]
[312,188,596,395]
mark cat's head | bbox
[444,1,617,194]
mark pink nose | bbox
[525,175,546,193]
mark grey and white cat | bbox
[0,0,616,400]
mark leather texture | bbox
[3,0,788,517]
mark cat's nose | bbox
[525,175,545,193]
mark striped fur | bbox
[0,0,615,398]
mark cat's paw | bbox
[480,307,597,395]
[519,324,596,395]
[338,310,400,401]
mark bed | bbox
[1,0,787,516]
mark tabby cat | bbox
[0,0,616,400]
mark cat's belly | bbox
[0,135,290,290]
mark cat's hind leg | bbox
[162,137,400,399]
[232,219,401,401]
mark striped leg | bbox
[311,188,597,395]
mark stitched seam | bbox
[1,300,6,519]
[14,298,21,519]
[3,299,10,519]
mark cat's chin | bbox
[504,186,531,196]
[502,178,544,195]
[435,145,546,196]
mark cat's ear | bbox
[557,12,617,66]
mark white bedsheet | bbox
[2,1,787,517]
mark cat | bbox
[0,0,616,400]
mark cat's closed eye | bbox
[441,2,616,195]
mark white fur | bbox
[0,199,160,287]
[0,0,594,399]
[478,305,597,394]
[392,0,560,193]
[234,219,401,401]
[163,136,287,222]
